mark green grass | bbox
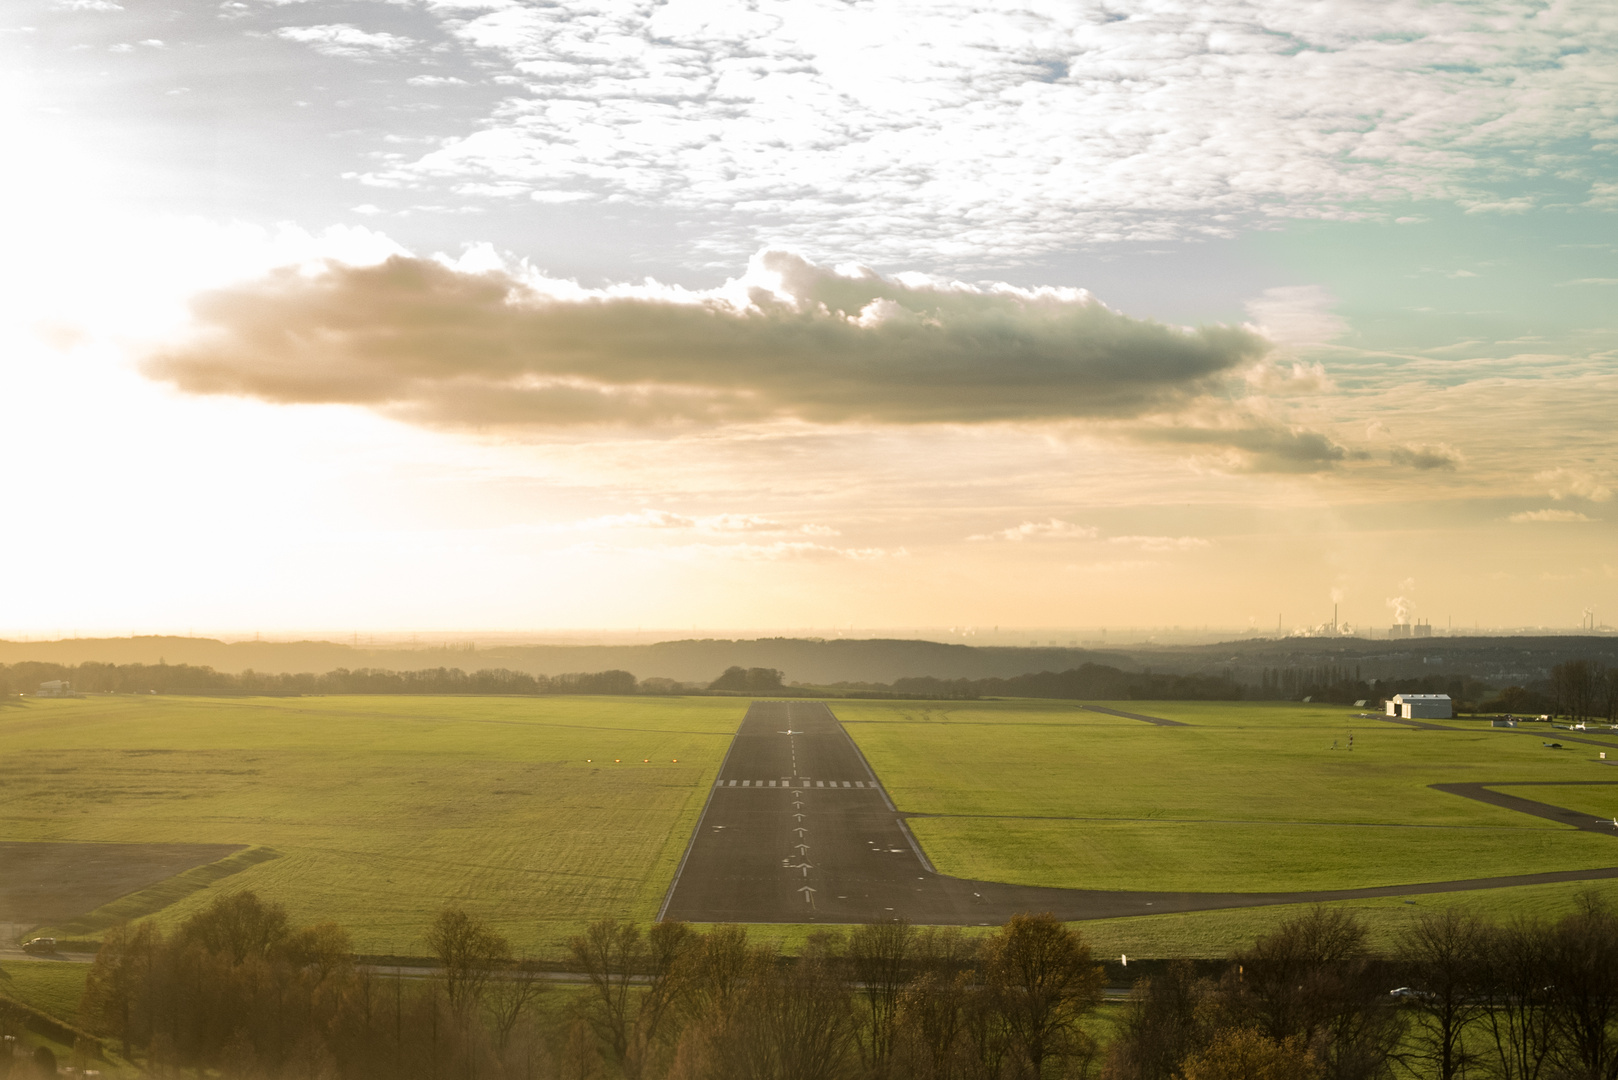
[0,959,88,1021]
[7,694,1618,974]
[838,699,1618,938]
[0,695,741,957]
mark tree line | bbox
[0,661,640,697]
[68,889,1618,1080]
[884,664,1246,701]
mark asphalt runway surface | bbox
[660,702,1618,925]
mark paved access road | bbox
[660,702,1618,926]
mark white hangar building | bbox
[1386,693,1453,720]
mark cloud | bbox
[576,540,900,562]
[545,510,837,536]
[1509,509,1596,523]
[965,522,1208,551]
[1244,286,1348,350]
[274,24,417,59]
[1537,468,1613,502]
[1389,443,1463,471]
[1132,419,1351,474]
[1108,535,1211,552]
[408,75,467,87]
[143,249,1269,431]
[968,519,1100,543]
[349,0,1618,265]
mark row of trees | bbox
[886,664,1246,701]
[0,662,642,698]
[1111,899,1618,1080]
[1548,659,1618,723]
[74,889,1618,1080]
[76,894,1108,1080]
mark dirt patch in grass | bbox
[0,840,244,925]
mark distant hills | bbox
[0,635,1130,685]
[0,633,1611,688]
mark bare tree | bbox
[623,920,697,1080]
[1542,893,1618,1080]
[570,919,647,1072]
[483,962,545,1054]
[1392,907,1487,1080]
[427,908,512,1014]
[1474,917,1555,1080]
[848,919,916,1078]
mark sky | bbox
[1,0,1615,637]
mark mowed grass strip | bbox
[0,695,741,956]
[839,700,1618,891]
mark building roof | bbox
[1392,693,1451,702]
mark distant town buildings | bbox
[1387,620,1433,639]
[36,680,74,697]
[1386,693,1452,719]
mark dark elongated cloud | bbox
[144,251,1269,430]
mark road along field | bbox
[0,694,741,956]
[661,702,1618,925]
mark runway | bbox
[658,702,1618,925]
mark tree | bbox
[1477,917,1556,1080]
[426,907,512,1013]
[178,890,290,964]
[79,921,163,1058]
[1181,1028,1322,1080]
[736,932,855,1080]
[483,962,545,1054]
[1542,893,1618,1080]
[848,919,915,1078]
[1551,660,1601,723]
[979,913,1104,1079]
[1393,907,1488,1080]
[570,919,646,1071]
[1229,907,1404,1080]
[1102,960,1212,1080]
[708,667,786,693]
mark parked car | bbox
[21,937,57,955]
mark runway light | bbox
[644,758,649,762]
[615,759,620,763]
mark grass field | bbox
[838,699,1618,950]
[0,695,740,956]
[5,694,1618,973]
[0,959,89,1022]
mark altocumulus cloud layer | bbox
[145,250,1269,430]
[351,0,1618,263]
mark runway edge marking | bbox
[656,703,749,922]
[824,702,940,875]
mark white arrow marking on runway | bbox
[793,813,805,821]
[790,862,812,876]
[794,827,807,836]
[794,843,809,854]
[798,886,816,901]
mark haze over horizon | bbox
[3,0,1615,635]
